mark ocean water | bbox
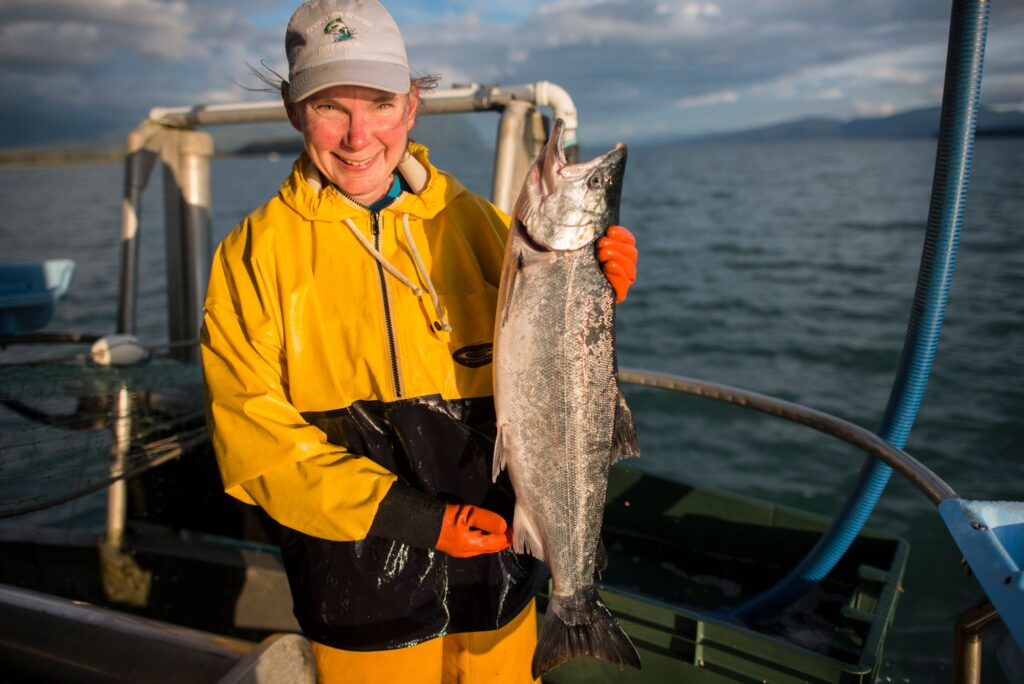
[2,134,1022,681]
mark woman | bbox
[201,1,638,681]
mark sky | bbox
[0,0,1022,148]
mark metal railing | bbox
[618,368,957,505]
[117,82,578,363]
[618,367,1022,684]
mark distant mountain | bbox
[6,102,1020,167]
[694,106,1024,143]
[0,140,124,167]
[0,104,134,150]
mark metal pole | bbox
[954,597,1000,684]
[490,101,548,214]
[491,101,530,214]
[180,130,214,359]
[118,124,160,335]
[532,81,579,162]
[105,384,131,548]
[100,384,152,606]
[161,129,185,351]
[161,129,213,363]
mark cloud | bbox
[864,66,926,86]
[0,0,197,64]
[0,0,1022,147]
[0,1,284,121]
[852,100,898,118]
[675,90,740,109]
[810,88,844,101]
[0,21,107,69]
[991,100,1024,113]
[405,0,948,142]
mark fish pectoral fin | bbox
[512,505,546,562]
[498,242,523,328]
[610,391,640,464]
[492,425,509,482]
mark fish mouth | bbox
[546,119,627,182]
[551,119,569,165]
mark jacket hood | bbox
[278,142,468,221]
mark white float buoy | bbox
[90,334,148,366]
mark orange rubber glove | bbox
[435,504,512,558]
[597,225,638,303]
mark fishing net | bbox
[0,357,208,518]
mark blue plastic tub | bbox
[0,260,75,335]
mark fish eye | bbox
[588,174,604,190]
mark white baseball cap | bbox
[286,0,411,102]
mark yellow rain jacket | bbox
[201,143,543,650]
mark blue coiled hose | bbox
[730,0,991,620]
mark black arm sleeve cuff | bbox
[367,481,446,549]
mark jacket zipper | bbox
[372,210,404,398]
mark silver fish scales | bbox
[492,119,641,679]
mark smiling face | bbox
[285,83,418,206]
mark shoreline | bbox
[0,148,290,169]
[0,148,125,168]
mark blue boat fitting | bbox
[0,259,76,336]
[731,0,991,620]
[940,500,1024,649]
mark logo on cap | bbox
[324,17,355,43]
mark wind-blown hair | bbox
[246,61,440,113]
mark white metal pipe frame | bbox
[119,82,578,353]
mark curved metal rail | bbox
[618,368,1024,682]
[618,367,958,506]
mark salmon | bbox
[493,118,640,678]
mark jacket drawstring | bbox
[342,215,452,334]
[402,214,451,333]
[343,217,421,295]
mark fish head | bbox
[515,118,627,252]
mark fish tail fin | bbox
[532,588,641,679]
